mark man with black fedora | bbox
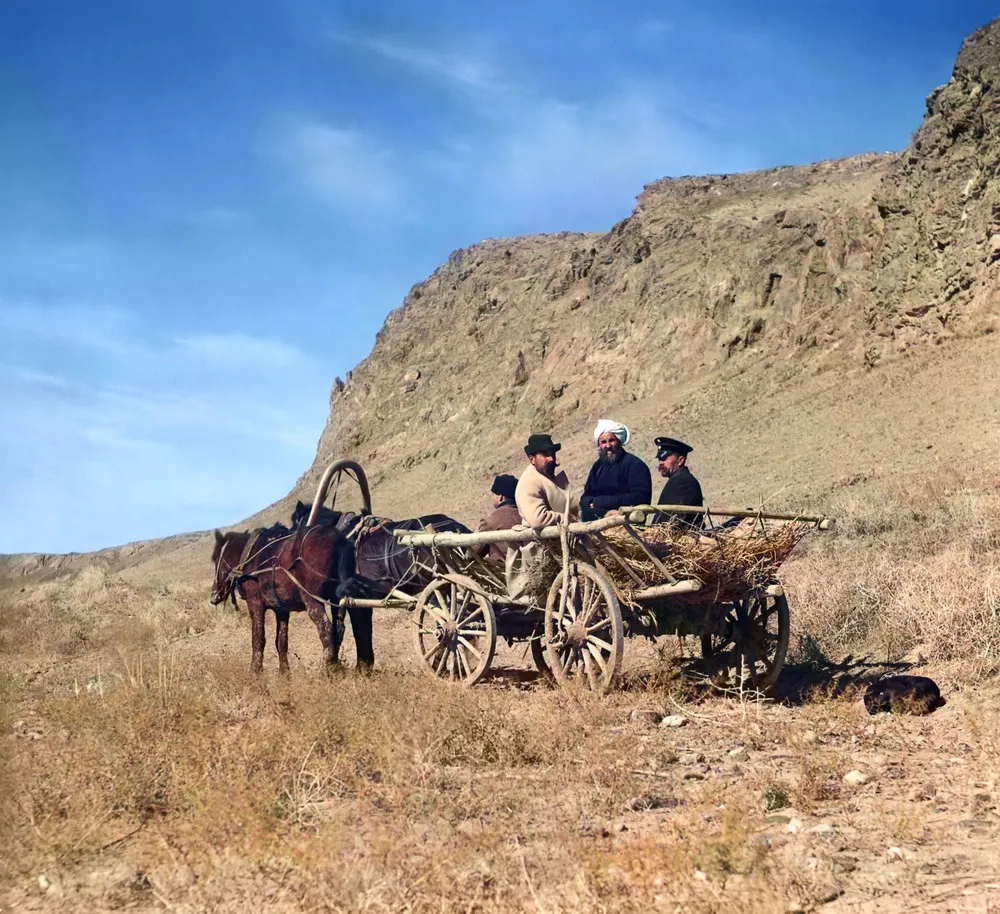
[651,436,703,528]
[514,433,579,528]
[476,474,521,565]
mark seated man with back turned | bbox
[581,419,652,521]
[515,433,579,528]
[476,474,521,565]
[651,436,704,528]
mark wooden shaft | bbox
[621,505,834,526]
[393,513,628,547]
[631,579,702,600]
[339,597,399,609]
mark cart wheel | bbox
[529,635,552,681]
[413,576,496,686]
[544,562,623,693]
[700,589,790,694]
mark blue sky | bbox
[0,1,995,553]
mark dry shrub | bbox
[785,483,1000,675]
[4,652,795,912]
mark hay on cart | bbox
[591,519,809,603]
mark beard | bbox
[600,447,623,464]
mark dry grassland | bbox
[2,481,1000,913]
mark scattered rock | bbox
[728,747,750,762]
[403,367,421,382]
[623,793,679,812]
[629,707,663,726]
[786,817,805,834]
[842,769,869,788]
[660,715,688,728]
[832,855,858,874]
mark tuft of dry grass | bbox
[785,482,1000,677]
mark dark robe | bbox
[652,465,704,528]
[581,451,652,521]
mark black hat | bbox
[490,474,518,499]
[655,436,693,460]
[524,433,561,455]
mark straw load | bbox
[591,519,810,601]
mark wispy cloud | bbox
[0,301,330,552]
[278,121,408,215]
[330,30,508,99]
[302,31,750,229]
[174,333,303,368]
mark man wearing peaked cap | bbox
[515,433,579,528]
[476,474,521,565]
[651,436,703,528]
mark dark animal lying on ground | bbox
[211,522,373,674]
[290,500,471,596]
[863,675,945,715]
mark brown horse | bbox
[210,523,373,674]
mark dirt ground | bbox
[3,549,1000,914]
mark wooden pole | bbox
[630,579,702,600]
[621,505,834,527]
[393,514,629,548]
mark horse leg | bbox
[275,610,291,674]
[306,599,343,670]
[246,594,265,675]
[347,603,374,671]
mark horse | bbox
[290,500,472,596]
[210,522,374,675]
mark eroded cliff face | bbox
[298,20,1000,522]
[868,18,1000,356]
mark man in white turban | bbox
[580,419,652,521]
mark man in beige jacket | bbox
[514,433,580,528]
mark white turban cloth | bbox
[593,419,630,446]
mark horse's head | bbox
[290,499,342,530]
[210,528,245,606]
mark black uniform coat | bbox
[653,465,704,528]
[581,451,652,521]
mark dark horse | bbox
[290,500,471,597]
[210,522,373,674]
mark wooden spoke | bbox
[422,642,442,663]
[456,603,485,627]
[587,617,611,634]
[457,635,483,658]
[586,642,609,672]
[587,634,614,654]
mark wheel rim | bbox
[700,591,789,693]
[413,577,496,686]
[529,635,552,681]
[544,563,623,693]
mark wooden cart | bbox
[340,501,832,695]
